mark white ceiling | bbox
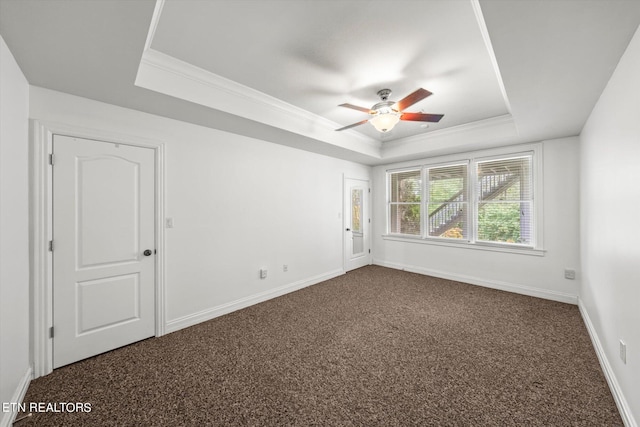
[151,0,509,141]
[1,0,639,165]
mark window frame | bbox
[424,160,471,243]
[473,152,535,248]
[385,144,544,255]
[387,167,423,237]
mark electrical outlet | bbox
[260,268,268,279]
[283,265,288,272]
[165,217,174,228]
[564,269,576,280]
[620,340,627,364]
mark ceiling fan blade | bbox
[335,119,370,131]
[339,103,373,114]
[394,88,432,112]
[401,112,444,122]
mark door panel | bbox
[77,156,140,268]
[53,135,155,368]
[344,178,371,271]
[76,273,140,335]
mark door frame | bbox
[30,120,166,378]
[343,175,372,271]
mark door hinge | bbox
[368,188,371,193]
[48,240,54,251]
[49,326,54,338]
[368,218,371,223]
[369,249,371,254]
[49,153,54,165]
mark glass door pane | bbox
[351,188,363,255]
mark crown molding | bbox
[142,0,165,52]
[134,46,519,164]
[387,113,516,145]
[471,0,512,114]
[135,48,381,158]
[135,0,519,165]
[381,114,518,161]
[139,0,378,153]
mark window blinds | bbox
[476,155,533,244]
[427,164,468,239]
[389,170,421,235]
[386,151,536,248]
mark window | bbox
[476,156,533,245]
[427,163,468,239]
[388,169,421,235]
[387,148,538,250]
[352,189,362,233]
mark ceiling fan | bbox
[335,88,443,133]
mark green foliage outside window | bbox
[389,171,421,235]
[477,203,522,243]
[398,178,421,234]
[428,177,463,215]
[476,177,527,243]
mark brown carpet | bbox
[17,266,621,426]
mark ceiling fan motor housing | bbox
[372,100,397,114]
[377,88,392,101]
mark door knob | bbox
[143,249,153,256]
[346,228,351,231]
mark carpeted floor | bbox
[17,266,621,426]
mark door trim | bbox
[30,120,166,378]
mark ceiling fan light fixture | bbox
[335,88,442,133]
[370,111,400,133]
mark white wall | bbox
[29,86,371,332]
[580,25,640,426]
[0,36,30,427]
[372,137,581,303]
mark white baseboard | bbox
[165,269,345,334]
[373,259,578,305]
[578,299,636,427]
[0,367,32,427]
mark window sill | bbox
[381,234,546,257]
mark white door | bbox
[52,135,156,368]
[344,178,371,271]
